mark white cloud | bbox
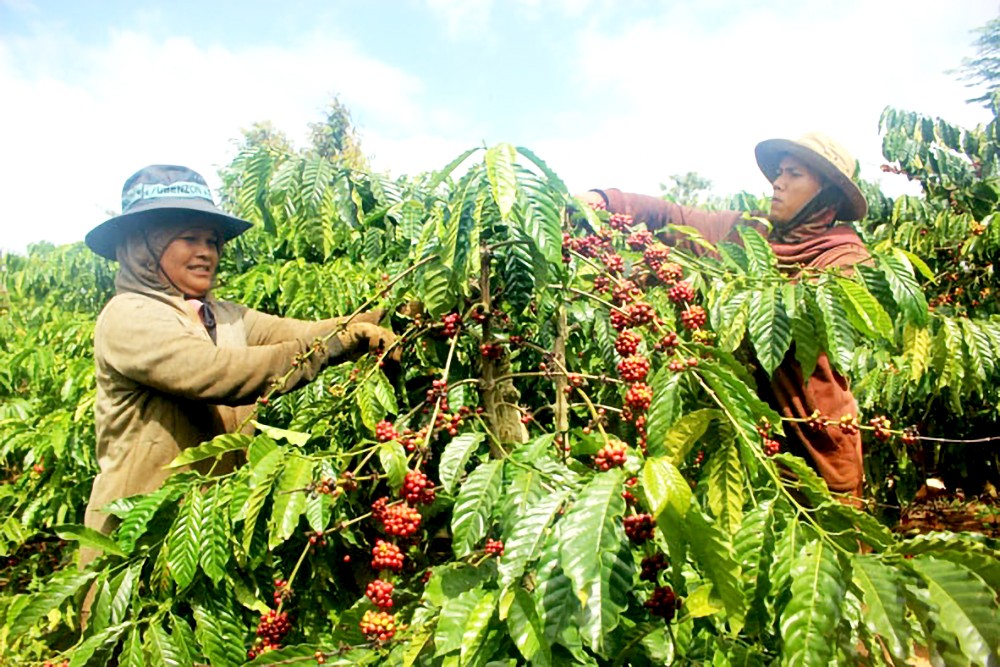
[541,0,995,199]
[0,27,429,252]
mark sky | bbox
[0,0,997,254]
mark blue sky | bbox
[1,0,996,252]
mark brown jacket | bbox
[83,291,339,536]
[599,188,868,494]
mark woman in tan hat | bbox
[81,165,397,561]
[577,133,869,498]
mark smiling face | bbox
[769,155,824,225]
[157,226,221,297]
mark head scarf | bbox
[769,185,843,245]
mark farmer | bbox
[81,164,397,554]
[577,133,869,498]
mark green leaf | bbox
[146,619,190,667]
[645,368,684,456]
[682,508,746,631]
[115,483,185,553]
[498,491,567,587]
[356,378,386,432]
[779,540,845,667]
[166,488,203,590]
[833,276,893,339]
[747,287,792,376]
[737,226,778,274]
[903,322,933,382]
[705,433,744,536]
[8,568,97,637]
[379,441,408,492]
[268,456,314,549]
[558,469,634,653]
[716,288,750,352]
[642,457,692,520]
[438,432,485,495]
[53,524,125,558]
[505,588,552,667]
[662,409,720,464]
[680,584,725,619]
[193,588,248,667]
[881,250,928,326]
[895,532,1000,591]
[734,499,779,635]
[67,622,129,667]
[697,359,782,444]
[420,257,455,319]
[166,433,252,468]
[851,555,910,663]
[792,292,822,381]
[435,588,482,657]
[910,556,1000,666]
[451,460,504,557]
[815,275,855,371]
[199,485,230,584]
[119,626,146,667]
[460,590,498,665]
[486,143,518,220]
[252,421,310,447]
[427,147,478,190]
[373,368,399,414]
[241,446,284,556]
[771,454,833,506]
[536,534,578,644]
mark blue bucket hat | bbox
[85,164,252,260]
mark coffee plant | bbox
[1,107,998,666]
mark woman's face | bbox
[769,155,823,225]
[158,226,221,297]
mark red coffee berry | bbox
[643,243,671,269]
[365,579,395,608]
[593,440,628,471]
[375,420,398,442]
[402,470,436,505]
[371,539,405,572]
[608,212,634,232]
[838,414,860,436]
[360,610,396,642]
[656,262,684,284]
[624,383,653,412]
[593,275,611,293]
[626,302,656,326]
[868,415,893,441]
[602,252,625,274]
[610,309,633,331]
[627,230,654,250]
[667,281,695,304]
[484,539,505,557]
[612,280,642,305]
[617,355,650,382]
[615,330,643,357]
[623,513,655,543]
[380,502,422,537]
[763,438,781,456]
[640,552,668,582]
[480,342,502,360]
[680,305,707,330]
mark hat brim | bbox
[755,138,868,222]
[85,200,252,260]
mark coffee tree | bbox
[1,120,998,665]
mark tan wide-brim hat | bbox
[755,132,868,222]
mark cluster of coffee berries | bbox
[901,426,919,446]
[618,355,650,382]
[656,261,684,284]
[806,409,826,432]
[626,302,656,326]
[643,243,671,269]
[371,539,405,572]
[627,230,654,250]
[313,475,339,496]
[868,415,893,442]
[365,579,395,608]
[602,252,625,274]
[565,232,612,259]
[763,438,781,457]
[608,212,634,232]
[376,420,398,442]
[610,308,633,331]
[654,331,679,352]
[470,305,488,323]
[645,586,682,621]
[380,501,422,538]
[480,342,503,360]
[42,660,69,667]
[440,312,461,337]
[667,357,698,373]
[624,513,655,543]
[593,275,611,293]
[640,552,669,582]
[249,609,291,658]
[624,383,653,412]
[484,538,505,557]
[680,305,707,330]
[594,440,628,471]
[667,282,695,304]
[615,330,643,357]
[425,378,449,404]
[622,476,639,505]
[402,470,436,505]
[612,280,643,305]
[308,531,327,549]
[272,579,290,606]
[838,414,860,436]
[360,609,397,643]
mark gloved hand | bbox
[329,322,400,362]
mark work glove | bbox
[329,322,400,363]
